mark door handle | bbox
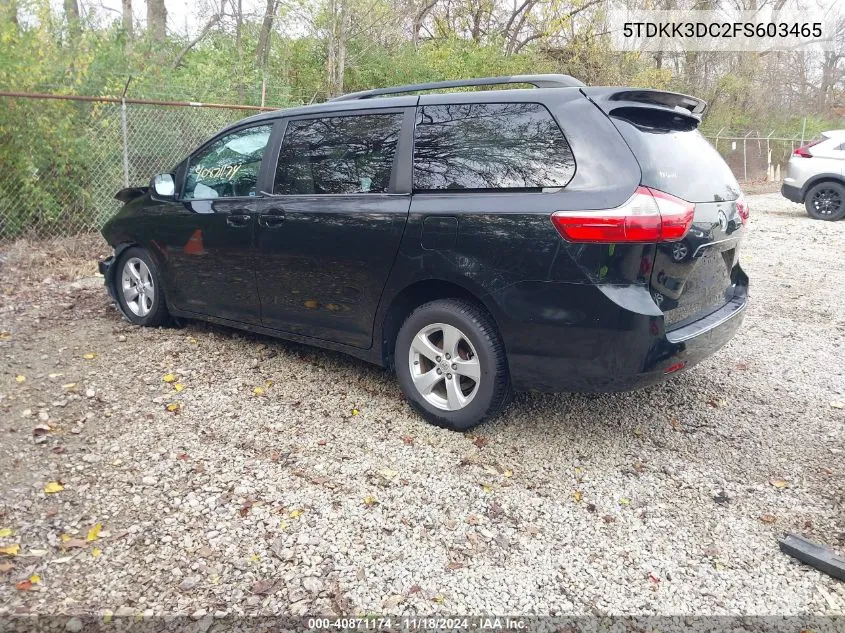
[226,214,252,227]
[259,209,286,228]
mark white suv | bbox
[782,130,845,221]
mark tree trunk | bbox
[256,0,277,69]
[122,0,133,40]
[64,0,80,38]
[326,0,347,96]
[147,0,167,41]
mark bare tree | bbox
[147,0,167,41]
[122,0,134,40]
[256,0,279,68]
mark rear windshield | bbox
[611,109,741,203]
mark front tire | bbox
[115,247,169,327]
[805,181,845,221]
[395,299,511,430]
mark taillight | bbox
[551,186,694,243]
[736,195,750,226]
[793,139,822,157]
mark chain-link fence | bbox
[0,92,811,241]
[703,132,810,183]
[0,93,274,240]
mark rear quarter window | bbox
[413,103,575,191]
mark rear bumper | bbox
[497,279,747,393]
[782,183,803,204]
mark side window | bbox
[274,113,403,195]
[413,103,575,191]
[183,124,273,200]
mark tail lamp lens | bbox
[551,187,694,243]
[736,195,749,225]
[793,139,822,157]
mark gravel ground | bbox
[0,193,843,617]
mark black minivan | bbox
[99,74,749,429]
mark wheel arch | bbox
[379,278,505,369]
[801,173,845,199]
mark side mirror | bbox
[151,173,176,199]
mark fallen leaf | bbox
[619,497,631,506]
[86,523,102,542]
[401,435,414,445]
[633,426,643,437]
[770,479,789,489]
[289,509,303,519]
[165,403,180,413]
[29,574,40,584]
[0,331,10,340]
[173,383,185,392]
[162,373,177,383]
[92,548,102,558]
[15,375,26,383]
[351,408,360,416]
[32,423,51,436]
[481,484,492,493]
[382,594,405,609]
[432,595,445,604]
[466,514,481,526]
[378,468,398,480]
[760,514,777,524]
[734,361,749,370]
[0,562,14,572]
[252,386,265,396]
[472,436,489,449]
[251,579,274,595]
[43,481,64,494]
[62,383,77,391]
[176,453,188,461]
[603,515,616,523]
[82,353,97,360]
[831,401,845,410]
[63,539,86,549]
[60,534,72,543]
[572,491,583,503]
[0,545,20,556]
[363,495,377,507]
[15,579,32,591]
[0,528,13,538]
[409,584,422,594]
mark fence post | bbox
[743,131,752,182]
[120,76,132,188]
[120,98,130,188]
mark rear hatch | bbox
[584,88,747,328]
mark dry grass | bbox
[0,234,108,288]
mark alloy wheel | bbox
[121,257,155,317]
[812,188,843,217]
[408,322,481,411]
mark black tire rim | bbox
[812,188,843,216]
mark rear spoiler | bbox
[580,87,707,123]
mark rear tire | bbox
[395,299,511,430]
[114,247,169,327]
[805,181,845,221]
